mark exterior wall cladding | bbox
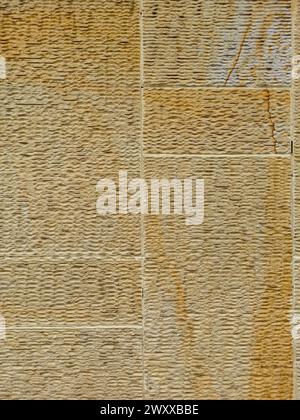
[0,0,300,400]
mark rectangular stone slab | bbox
[293,0,300,400]
[143,0,291,87]
[144,88,291,155]
[0,329,143,400]
[0,0,141,258]
[0,260,142,327]
[143,156,292,400]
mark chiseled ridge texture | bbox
[293,0,300,401]
[142,0,293,401]
[0,0,141,259]
[144,88,291,155]
[0,0,143,399]
[0,261,142,327]
[144,157,292,400]
[143,0,291,87]
[0,0,294,400]
[0,330,143,400]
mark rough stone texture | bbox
[293,0,300,400]
[293,0,300,163]
[0,0,143,400]
[144,157,292,400]
[295,162,300,257]
[0,329,143,400]
[0,0,295,400]
[0,0,141,258]
[143,0,291,87]
[0,142,141,257]
[293,259,300,397]
[0,260,142,327]
[144,88,291,155]
[296,339,300,400]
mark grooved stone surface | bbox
[0,260,142,327]
[0,0,143,401]
[0,145,141,257]
[144,157,292,400]
[143,0,291,87]
[294,260,300,321]
[144,88,291,155]
[0,330,143,400]
[293,0,300,264]
[296,339,300,401]
[293,0,300,401]
[0,0,295,401]
[0,0,141,258]
[295,163,300,255]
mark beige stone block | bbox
[294,260,300,317]
[293,259,300,400]
[294,163,300,255]
[293,80,300,160]
[143,0,291,87]
[293,0,300,56]
[144,88,291,155]
[0,260,142,327]
[144,156,292,400]
[296,339,300,401]
[0,329,143,399]
[0,0,139,92]
[0,0,141,258]
[0,126,141,257]
[0,142,141,257]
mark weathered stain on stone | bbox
[144,88,290,155]
[144,218,218,399]
[224,20,252,86]
[292,0,300,400]
[264,89,278,154]
[0,0,141,258]
[143,0,291,87]
[249,159,292,399]
[0,0,295,400]
[144,157,292,400]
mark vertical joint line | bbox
[139,0,146,399]
[292,0,297,401]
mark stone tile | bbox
[143,0,291,87]
[294,163,300,255]
[293,0,300,399]
[294,260,300,317]
[0,144,141,257]
[292,0,300,284]
[144,88,291,155]
[0,0,140,92]
[144,156,292,399]
[0,0,141,257]
[293,0,300,160]
[296,339,300,401]
[0,260,142,327]
[0,329,143,400]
